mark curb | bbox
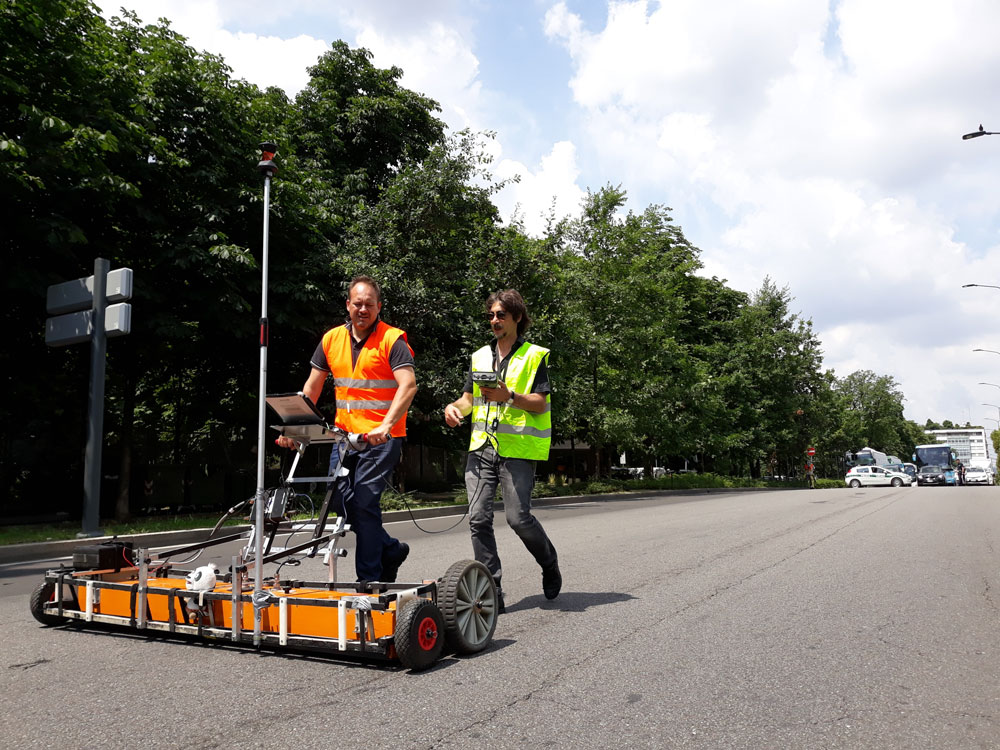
[0,485,801,565]
[0,504,472,566]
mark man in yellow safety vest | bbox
[444,289,561,613]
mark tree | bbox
[705,279,828,477]
[2,3,453,517]
[330,132,527,444]
[544,187,707,474]
[833,370,920,462]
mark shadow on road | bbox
[506,590,637,614]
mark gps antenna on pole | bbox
[253,141,278,645]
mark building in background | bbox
[924,428,994,471]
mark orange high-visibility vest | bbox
[321,321,411,437]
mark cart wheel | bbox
[394,599,444,671]
[29,580,67,626]
[439,559,498,655]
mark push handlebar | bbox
[275,428,374,451]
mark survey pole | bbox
[253,142,278,644]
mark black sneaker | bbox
[495,589,506,615]
[542,558,562,600]
[381,542,409,583]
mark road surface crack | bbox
[8,658,50,671]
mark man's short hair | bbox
[349,275,382,303]
[486,289,530,336]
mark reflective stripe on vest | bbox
[469,342,551,460]
[471,396,551,413]
[321,321,411,437]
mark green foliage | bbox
[1,2,928,524]
[815,478,843,489]
[823,369,926,473]
[544,187,708,472]
[378,488,465,512]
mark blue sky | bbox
[95,1,1000,442]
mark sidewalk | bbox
[0,486,792,565]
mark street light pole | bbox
[963,284,1000,290]
[983,403,1000,423]
[973,348,1000,356]
[979,382,1000,390]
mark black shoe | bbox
[542,558,561,600]
[495,589,506,615]
[381,542,409,583]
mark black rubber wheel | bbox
[394,598,444,671]
[891,478,902,487]
[29,580,67,626]
[439,559,498,655]
[850,479,861,488]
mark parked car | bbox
[964,467,994,485]
[610,466,644,480]
[916,465,948,486]
[885,463,917,487]
[886,462,918,485]
[845,465,914,488]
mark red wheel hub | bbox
[417,616,438,651]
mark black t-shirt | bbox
[310,322,415,372]
[462,338,550,395]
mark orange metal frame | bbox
[41,564,437,661]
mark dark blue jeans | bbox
[330,438,405,581]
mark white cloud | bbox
[97,0,327,96]
[352,22,483,130]
[91,0,1000,425]
[543,0,1000,423]
[493,141,588,237]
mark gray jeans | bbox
[465,443,557,588]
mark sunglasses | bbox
[486,310,507,321]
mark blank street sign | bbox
[45,303,132,347]
[46,268,133,315]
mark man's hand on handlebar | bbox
[275,435,301,450]
[366,423,391,446]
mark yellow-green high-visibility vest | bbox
[469,342,551,460]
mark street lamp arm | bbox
[962,125,1000,140]
[973,349,1000,355]
[979,382,1000,389]
[963,283,1000,290]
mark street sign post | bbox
[46,259,133,537]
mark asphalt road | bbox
[2,485,998,749]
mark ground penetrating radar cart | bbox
[30,395,499,670]
[29,143,498,670]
